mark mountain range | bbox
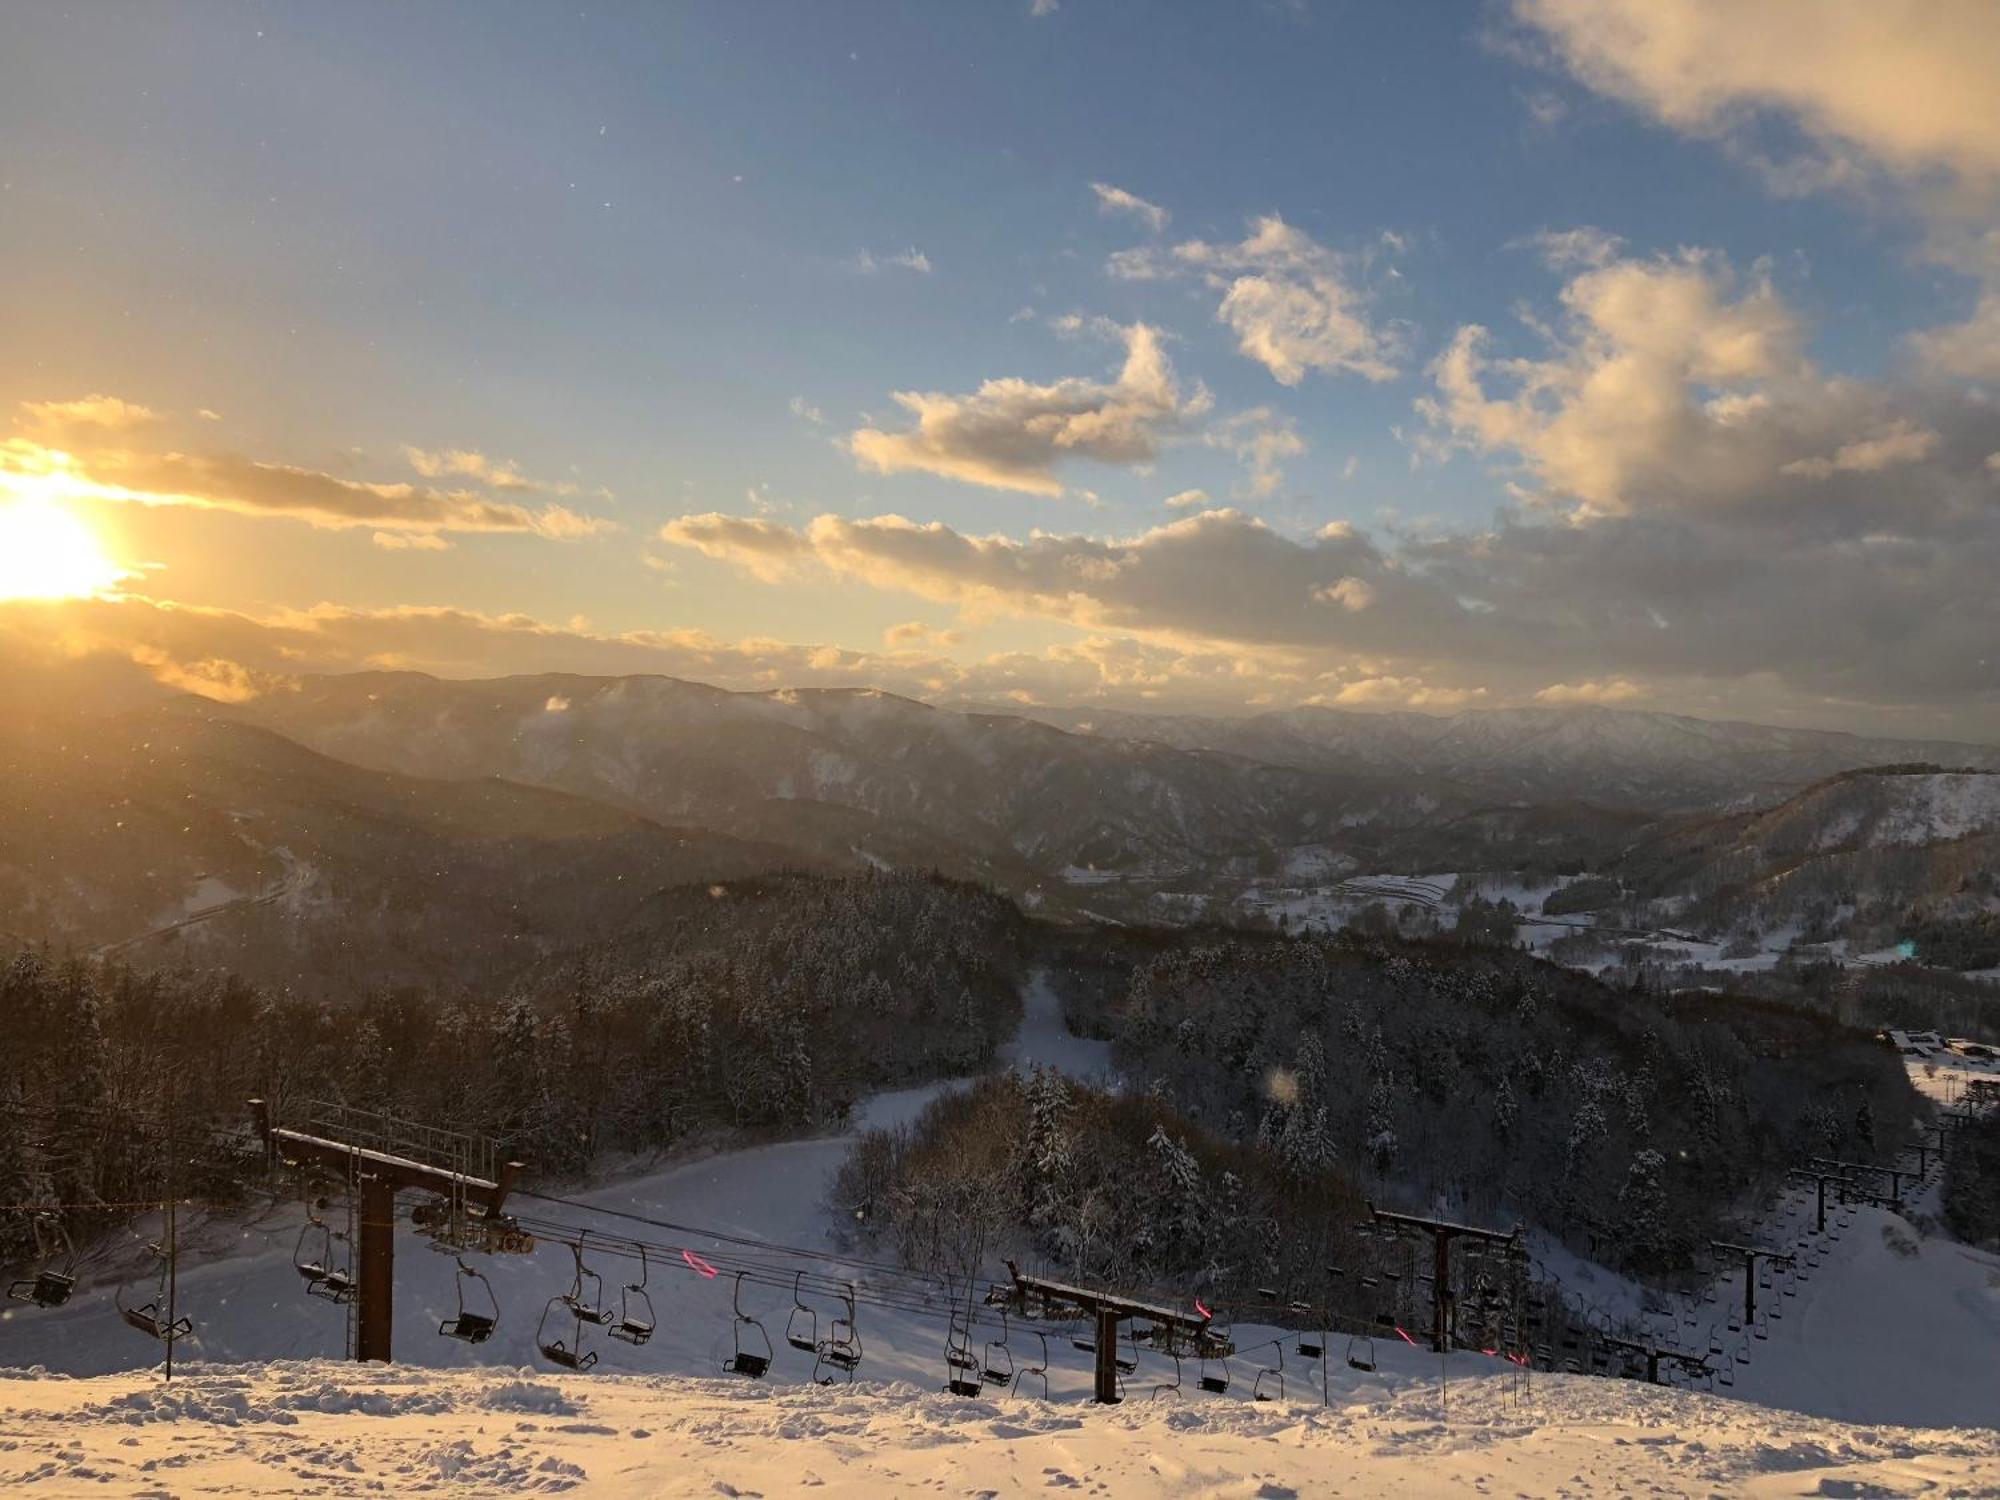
[6,662,1999,984]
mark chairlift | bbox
[609,1246,655,1347]
[813,1284,862,1385]
[1345,1334,1377,1373]
[1298,1329,1325,1360]
[1249,1339,1285,1402]
[439,1258,499,1344]
[1196,1330,1234,1394]
[723,1272,773,1379]
[116,1242,192,1344]
[6,1213,77,1309]
[566,1235,612,1327]
[785,1269,819,1354]
[982,1304,1015,1388]
[294,1207,354,1304]
[944,1308,983,1398]
[1017,1329,1051,1400]
[537,1293,598,1371]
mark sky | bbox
[2,0,1998,739]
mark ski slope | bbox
[2,972,1997,1494]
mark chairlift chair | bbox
[1114,1319,1139,1377]
[1016,1329,1052,1400]
[439,1258,499,1344]
[7,1213,77,1309]
[537,1294,598,1371]
[813,1284,862,1385]
[565,1236,612,1327]
[1249,1340,1285,1402]
[609,1246,656,1347]
[294,1196,359,1307]
[785,1269,819,1354]
[981,1304,1015,1388]
[1345,1334,1377,1373]
[116,1242,192,1344]
[722,1272,773,1379]
[1196,1331,1233,1394]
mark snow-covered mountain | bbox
[966,701,2000,813]
[1612,767,2000,960]
[222,671,1582,898]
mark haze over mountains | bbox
[957,701,2000,812]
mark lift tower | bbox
[251,1099,524,1364]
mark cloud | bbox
[658,512,814,582]
[1416,250,1811,513]
[1514,226,1625,269]
[1113,215,1401,386]
[659,385,2000,739]
[372,531,452,551]
[789,396,828,426]
[0,436,614,542]
[1910,282,2000,378]
[1780,420,1940,479]
[20,394,161,435]
[848,322,1210,496]
[1090,182,1169,233]
[1311,578,1375,612]
[884,619,963,648]
[1515,0,2000,199]
[1205,407,1306,497]
[1164,488,1211,510]
[1030,0,1057,15]
[854,247,933,275]
[404,447,538,491]
[1315,676,1486,709]
[1536,677,1644,705]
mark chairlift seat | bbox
[788,1334,819,1353]
[541,1340,598,1372]
[983,1364,1012,1386]
[440,1311,496,1344]
[10,1271,76,1308]
[120,1303,191,1342]
[1198,1373,1230,1393]
[1298,1337,1324,1359]
[726,1351,771,1379]
[946,1376,983,1398]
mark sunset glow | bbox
[0,496,125,601]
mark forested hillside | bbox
[1052,932,1917,1272]
[0,871,1024,1262]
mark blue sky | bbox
[2,1,1997,734]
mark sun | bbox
[0,496,128,601]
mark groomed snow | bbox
[3,1358,1996,1497]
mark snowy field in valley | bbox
[2,974,1997,1495]
[6,1357,2000,1498]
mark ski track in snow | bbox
[2,973,1997,1494]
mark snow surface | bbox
[3,1357,1997,1497]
